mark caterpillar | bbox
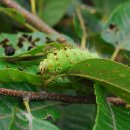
[39,47,99,75]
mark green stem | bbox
[111,46,121,60]
[24,23,38,32]
[30,0,36,15]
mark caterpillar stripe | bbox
[39,48,99,75]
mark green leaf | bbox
[0,68,42,85]
[57,104,96,130]
[0,13,13,33]
[9,108,60,130]
[0,60,39,73]
[0,82,60,130]
[88,33,114,56]
[0,32,46,58]
[102,1,130,50]
[94,83,130,130]
[37,0,70,26]
[92,0,128,15]
[73,16,83,39]
[0,32,74,58]
[68,59,130,102]
[82,9,102,32]
[0,57,43,85]
[0,7,25,24]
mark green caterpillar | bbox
[39,47,99,75]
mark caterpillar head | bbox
[39,59,48,74]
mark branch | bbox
[0,88,127,105]
[4,54,44,62]
[0,88,95,104]
[75,5,87,49]
[111,45,121,60]
[30,0,36,15]
[107,97,126,105]
[0,0,66,43]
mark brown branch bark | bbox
[107,97,126,105]
[0,0,66,43]
[0,0,57,34]
[0,88,95,104]
[0,88,127,105]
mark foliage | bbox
[94,84,130,130]
[36,0,70,26]
[0,0,130,130]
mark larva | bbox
[39,48,99,75]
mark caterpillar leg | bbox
[23,97,31,113]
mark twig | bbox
[23,99,31,113]
[0,88,127,105]
[80,4,96,14]
[111,33,130,60]
[107,97,126,105]
[24,23,38,31]
[0,0,66,43]
[111,45,121,60]
[75,5,87,49]
[3,54,44,62]
[0,88,95,104]
[30,0,36,15]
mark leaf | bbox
[0,32,46,58]
[0,68,42,85]
[87,33,114,56]
[0,55,43,84]
[57,104,96,130]
[68,59,130,103]
[37,0,70,26]
[0,32,74,58]
[92,0,128,15]
[0,82,60,130]
[0,60,39,73]
[102,1,130,50]
[81,9,102,32]
[93,83,130,130]
[0,13,13,33]
[73,16,83,39]
[9,108,60,130]
[0,7,25,24]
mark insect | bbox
[39,47,99,76]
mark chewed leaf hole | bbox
[5,45,15,56]
[109,23,117,30]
